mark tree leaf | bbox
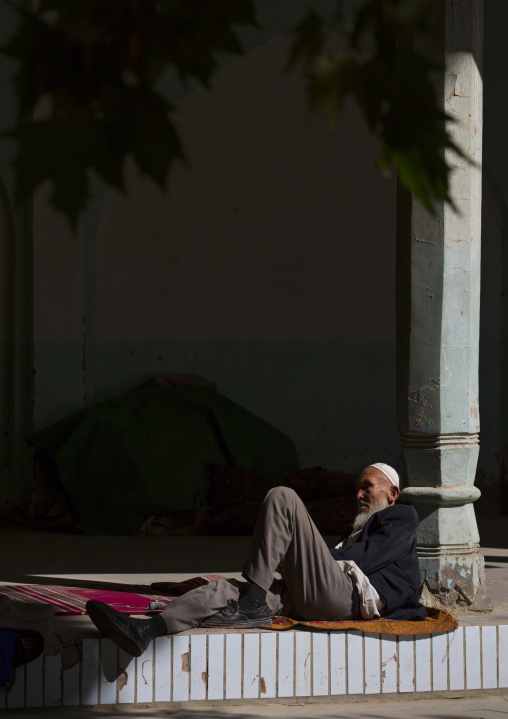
[0,0,258,224]
[287,10,326,71]
[292,0,465,209]
[0,0,463,223]
[6,118,93,228]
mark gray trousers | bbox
[159,487,355,634]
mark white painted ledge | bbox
[2,625,507,709]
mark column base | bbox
[419,552,493,612]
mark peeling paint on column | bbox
[117,670,128,692]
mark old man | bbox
[87,463,426,657]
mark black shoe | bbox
[200,600,272,628]
[86,600,151,657]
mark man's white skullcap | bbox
[367,463,399,487]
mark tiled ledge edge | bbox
[3,625,508,709]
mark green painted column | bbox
[397,0,491,610]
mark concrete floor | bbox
[5,691,508,718]
[2,513,508,636]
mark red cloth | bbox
[0,576,216,616]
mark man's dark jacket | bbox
[329,504,427,620]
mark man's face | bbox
[355,467,398,514]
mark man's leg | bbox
[87,486,350,650]
[159,578,284,633]
[242,486,355,621]
[87,577,285,655]
[158,578,238,633]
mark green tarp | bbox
[29,379,298,535]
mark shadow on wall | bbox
[477,515,508,550]
[33,32,400,477]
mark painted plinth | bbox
[396,0,490,610]
[3,626,508,709]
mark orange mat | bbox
[264,607,457,635]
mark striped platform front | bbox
[3,625,508,709]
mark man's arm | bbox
[329,505,418,575]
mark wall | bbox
[32,30,399,476]
[2,0,506,516]
[477,0,508,511]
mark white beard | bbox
[351,500,389,534]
